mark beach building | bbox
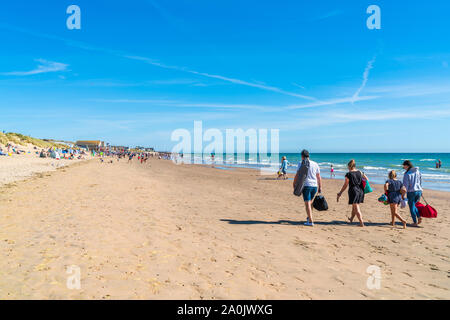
[75,140,106,151]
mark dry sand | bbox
[0,158,449,299]
[0,144,89,186]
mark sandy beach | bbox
[0,158,449,299]
[0,143,89,186]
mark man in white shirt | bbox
[293,150,322,226]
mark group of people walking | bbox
[292,150,423,228]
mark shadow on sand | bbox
[220,219,395,227]
[256,177,293,181]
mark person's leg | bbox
[354,204,364,227]
[304,201,313,224]
[348,205,356,223]
[391,203,406,228]
[415,192,422,224]
[303,187,316,225]
[389,203,396,226]
[349,209,354,223]
[395,209,407,229]
[407,192,418,225]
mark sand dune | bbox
[0,158,449,299]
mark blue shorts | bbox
[302,186,318,202]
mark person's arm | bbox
[402,174,409,192]
[419,171,423,188]
[362,172,369,181]
[316,173,322,193]
[384,182,389,193]
[337,178,349,202]
[400,182,406,199]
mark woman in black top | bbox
[337,160,367,227]
[384,170,407,229]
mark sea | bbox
[178,153,450,192]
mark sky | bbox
[0,0,449,152]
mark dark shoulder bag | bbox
[293,159,310,196]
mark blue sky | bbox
[0,0,449,152]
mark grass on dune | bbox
[0,132,67,149]
[0,132,9,145]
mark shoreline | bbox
[196,163,450,197]
[175,153,450,192]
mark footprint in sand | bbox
[403,272,412,278]
[429,264,440,271]
[403,283,416,289]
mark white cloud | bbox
[292,83,305,89]
[365,83,450,99]
[286,95,378,110]
[123,55,318,101]
[1,59,68,76]
[87,98,278,111]
[0,25,318,101]
[299,105,450,128]
[88,94,381,112]
[352,56,376,103]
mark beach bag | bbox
[364,181,373,194]
[415,195,437,218]
[313,194,328,211]
[361,177,373,194]
[378,193,389,205]
[293,159,310,197]
[400,198,408,209]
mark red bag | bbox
[415,195,437,218]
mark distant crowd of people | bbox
[0,143,87,159]
[95,150,174,164]
[0,143,27,156]
[39,147,86,160]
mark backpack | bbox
[293,159,310,196]
[313,194,328,211]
